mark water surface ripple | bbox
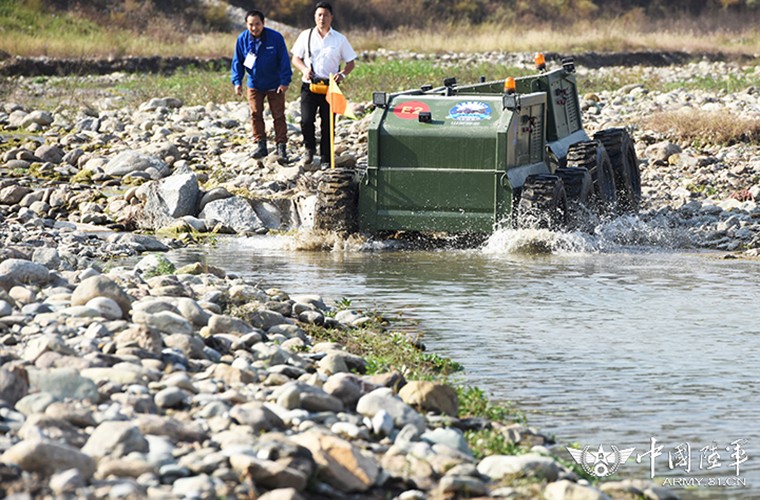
[168,233,759,499]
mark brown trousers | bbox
[247,88,287,144]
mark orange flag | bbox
[326,76,348,115]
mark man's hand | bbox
[234,84,243,96]
[277,85,288,94]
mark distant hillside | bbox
[1,0,758,59]
[19,0,760,32]
[239,0,759,29]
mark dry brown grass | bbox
[350,15,760,54]
[1,1,758,58]
[641,110,760,146]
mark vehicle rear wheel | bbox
[594,128,641,212]
[555,166,592,228]
[516,174,568,230]
[314,167,359,234]
[566,140,616,213]
[555,166,592,204]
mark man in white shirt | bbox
[291,1,357,166]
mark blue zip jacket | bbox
[231,27,292,91]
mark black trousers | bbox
[300,82,331,160]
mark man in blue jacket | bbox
[231,10,292,161]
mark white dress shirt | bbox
[291,28,357,82]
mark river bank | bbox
[0,55,758,498]
[0,244,680,499]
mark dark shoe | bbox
[303,149,315,164]
[252,142,268,159]
[276,143,288,163]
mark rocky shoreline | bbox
[0,56,759,499]
[0,250,674,500]
[1,49,756,77]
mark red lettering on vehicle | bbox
[393,101,430,120]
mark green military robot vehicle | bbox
[315,55,641,236]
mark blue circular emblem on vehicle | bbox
[449,101,492,121]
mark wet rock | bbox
[199,196,264,234]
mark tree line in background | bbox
[27,0,760,32]
[242,0,760,29]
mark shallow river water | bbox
[166,226,760,499]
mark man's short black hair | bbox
[314,2,333,14]
[245,9,265,22]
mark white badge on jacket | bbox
[244,52,256,70]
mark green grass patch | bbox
[344,59,531,102]
[115,68,234,107]
[141,255,177,278]
[0,0,231,58]
[465,428,522,460]
[578,65,760,94]
[658,67,760,94]
[306,323,463,381]
[457,385,525,424]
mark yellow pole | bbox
[330,109,335,169]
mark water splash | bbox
[482,227,591,255]
[482,214,695,256]
[288,229,368,252]
[591,213,694,250]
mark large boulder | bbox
[158,173,199,218]
[356,387,425,432]
[0,258,50,289]
[104,150,169,178]
[2,440,96,479]
[290,430,380,493]
[398,381,458,417]
[199,196,264,234]
[0,185,33,205]
[133,173,200,230]
[70,274,132,318]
